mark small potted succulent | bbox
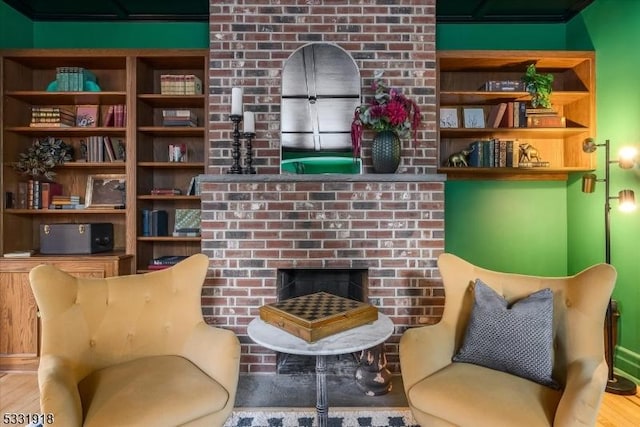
[522,63,554,109]
[13,137,73,181]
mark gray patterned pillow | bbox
[453,279,559,389]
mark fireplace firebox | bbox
[275,268,368,374]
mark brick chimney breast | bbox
[207,0,441,373]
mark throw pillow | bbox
[452,279,559,389]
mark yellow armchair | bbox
[29,253,240,427]
[400,253,616,427]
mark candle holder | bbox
[227,114,243,174]
[243,132,256,174]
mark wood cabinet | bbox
[0,49,207,272]
[437,50,596,180]
[0,254,133,371]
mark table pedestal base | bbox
[315,355,328,427]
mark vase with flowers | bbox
[351,71,422,173]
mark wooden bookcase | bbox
[133,52,206,272]
[437,50,596,180]
[0,49,207,273]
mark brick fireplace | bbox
[204,0,442,374]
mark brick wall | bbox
[206,0,441,374]
[208,0,437,175]
[200,176,445,373]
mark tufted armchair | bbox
[29,253,240,427]
[400,253,616,427]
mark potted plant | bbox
[13,137,73,181]
[351,71,422,173]
[522,63,554,109]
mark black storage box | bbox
[40,223,114,254]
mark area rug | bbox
[223,407,419,427]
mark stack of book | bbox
[148,255,189,270]
[525,108,566,128]
[160,74,203,95]
[30,106,75,127]
[55,67,97,91]
[162,109,197,127]
[50,194,83,209]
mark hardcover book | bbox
[76,105,99,127]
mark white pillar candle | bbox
[231,87,243,116]
[243,111,255,133]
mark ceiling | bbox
[3,0,595,23]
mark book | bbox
[41,182,63,209]
[187,175,201,196]
[103,105,115,127]
[103,136,116,161]
[526,115,566,128]
[172,231,201,237]
[487,103,507,128]
[150,188,182,195]
[147,264,173,270]
[3,250,35,258]
[76,105,99,127]
[141,209,169,236]
[151,255,189,265]
[519,161,551,168]
[480,80,525,92]
[174,209,201,234]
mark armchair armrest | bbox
[37,355,83,427]
[399,320,457,392]
[181,322,241,404]
[553,358,608,427]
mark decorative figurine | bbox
[445,147,474,167]
[519,143,542,163]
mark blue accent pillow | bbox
[453,279,559,389]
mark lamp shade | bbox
[618,189,636,212]
[618,146,638,169]
[582,173,597,193]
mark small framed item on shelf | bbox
[463,107,486,129]
[75,105,99,127]
[85,174,126,209]
[439,107,459,128]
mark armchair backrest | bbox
[29,253,210,382]
[437,253,616,385]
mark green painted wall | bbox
[2,0,637,381]
[436,24,571,277]
[0,2,33,48]
[32,22,208,48]
[568,0,640,382]
[437,23,567,51]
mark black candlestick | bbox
[243,132,256,174]
[227,115,243,174]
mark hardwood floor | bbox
[1,372,638,426]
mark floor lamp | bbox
[582,138,638,395]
